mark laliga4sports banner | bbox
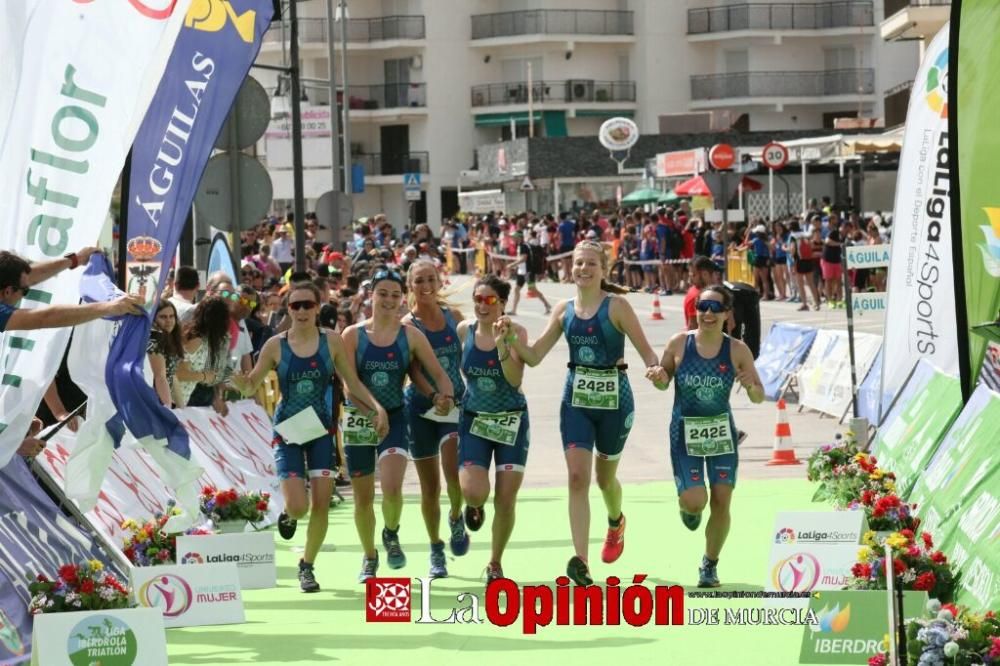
[0,0,191,470]
[953,0,1000,394]
[67,0,274,525]
[881,24,955,420]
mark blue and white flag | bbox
[67,0,274,525]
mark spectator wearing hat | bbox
[270,225,295,273]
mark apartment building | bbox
[256,0,917,230]
[879,0,950,126]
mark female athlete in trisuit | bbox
[496,241,666,585]
[231,282,389,593]
[655,284,764,587]
[457,274,530,584]
[403,260,470,578]
[341,268,455,582]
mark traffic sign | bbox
[761,142,789,170]
[708,143,735,170]
[215,76,270,150]
[520,176,535,191]
[194,153,273,229]
[404,172,421,201]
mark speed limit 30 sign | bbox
[761,142,789,170]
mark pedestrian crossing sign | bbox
[404,172,421,190]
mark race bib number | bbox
[571,367,619,410]
[683,414,734,457]
[469,411,522,446]
[341,405,378,446]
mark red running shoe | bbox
[601,514,626,563]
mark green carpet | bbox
[166,479,819,666]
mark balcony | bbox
[471,80,636,108]
[354,152,429,179]
[690,68,875,107]
[687,2,873,39]
[262,15,425,51]
[338,83,427,122]
[881,0,950,40]
[470,9,634,44]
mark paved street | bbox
[399,274,886,492]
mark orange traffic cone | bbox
[766,399,801,466]
[651,294,664,321]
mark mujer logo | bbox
[72,0,179,20]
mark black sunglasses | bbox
[696,300,728,314]
[289,300,317,311]
[371,269,404,286]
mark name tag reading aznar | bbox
[683,414,734,457]
[341,405,378,446]
[469,411,522,446]
[570,367,619,410]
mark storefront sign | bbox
[655,149,706,178]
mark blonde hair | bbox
[405,259,462,316]
[574,241,629,294]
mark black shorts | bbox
[795,258,815,275]
[753,257,771,269]
[516,274,526,287]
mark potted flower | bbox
[869,599,1000,666]
[27,560,129,614]
[122,502,213,566]
[850,530,958,602]
[806,435,862,502]
[199,486,270,533]
[859,492,921,541]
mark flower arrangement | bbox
[869,599,1000,666]
[859,491,922,533]
[200,486,270,526]
[27,560,129,614]
[813,450,896,508]
[121,501,212,566]
[806,434,862,484]
[850,530,958,602]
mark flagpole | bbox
[117,150,132,291]
[948,1,972,402]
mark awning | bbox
[675,174,762,196]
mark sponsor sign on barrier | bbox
[36,402,282,545]
[797,330,881,417]
[772,512,865,546]
[909,384,1000,535]
[798,591,926,664]
[845,244,890,270]
[854,348,887,426]
[937,469,1000,610]
[755,323,818,401]
[130,563,244,629]
[765,545,860,607]
[869,360,962,497]
[849,292,887,315]
[31,607,166,666]
[176,532,276,589]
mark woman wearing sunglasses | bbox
[655,285,764,588]
[341,269,455,583]
[496,240,666,586]
[456,274,530,584]
[401,260,470,579]
[231,282,390,593]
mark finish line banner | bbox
[881,25,956,415]
[36,401,282,546]
[0,0,191,470]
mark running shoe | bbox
[485,561,504,585]
[448,514,470,556]
[298,560,320,593]
[698,555,721,588]
[277,511,297,540]
[383,527,407,569]
[680,510,702,531]
[601,514,626,564]
[566,556,593,586]
[429,541,448,579]
[464,504,485,532]
[358,552,379,583]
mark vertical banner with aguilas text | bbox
[67,0,274,521]
[0,0,191,470]
[880,25,955,419]
[954,0,1000,395]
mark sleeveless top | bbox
[671,333,736,421]
[274,329,335,429]
[461,322,526,414]
[405,307,465,406]
[563,297,625,369]
[354,324,410,411]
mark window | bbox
[824,46,857,71]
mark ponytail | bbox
[600,278,630,295]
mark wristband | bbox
[64,253,79,270]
